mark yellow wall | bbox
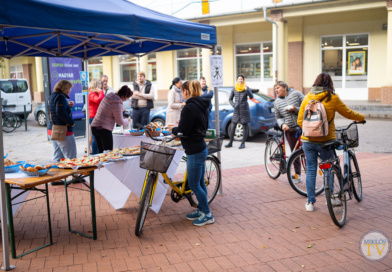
[303,8,387,88]
[157,51,174,90]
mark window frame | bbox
[175,48,203,81]
[234,41,273,85]
[320,32,369,89]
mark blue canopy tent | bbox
[0,0,217,269]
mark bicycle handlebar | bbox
[338,120,366,133]
[136,123,182,143]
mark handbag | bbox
[48,99,68,141]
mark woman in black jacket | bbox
[172,80,214,227]
[48,80,77,162]
[225,74,253,149]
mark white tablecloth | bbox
[93,148,184,214]
[113,134,152,149]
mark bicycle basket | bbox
[335,124,359,148]
[205,136,224,155]
[139,141,176,173]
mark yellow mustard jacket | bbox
[297,91,365,142]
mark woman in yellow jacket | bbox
[297,73,365,212]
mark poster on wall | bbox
[209,55,223,87]
[49,57,84,119]
[93,68,100,79]
[348,51,365,75]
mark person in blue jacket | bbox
[200,76,213,128]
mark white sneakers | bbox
[325,198,342,207]
[305,202,314,212]
[292,175,302,184]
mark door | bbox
[15,80,32,113]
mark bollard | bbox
[24,105,27,131]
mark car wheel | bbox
[152,117,165,127]
[229,123,244,141]
[37,112,46,126]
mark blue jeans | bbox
[187,148,209,214]
[132,107,150,128]
[50,134,77,162]
[89,118,98,155]
[303,142,334,204]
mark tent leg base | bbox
[1,265,16,271]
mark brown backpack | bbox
[302,99,334,137]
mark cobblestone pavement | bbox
[1,152,391,271]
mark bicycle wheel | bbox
[287,149,324,197]
[349,151,362,202]
[135,172,156,236]
[264,138,282,179]
[325,165,346,227]
[2,113,17,133]
[189,156,221,206]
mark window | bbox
[321,34,368,89]
[147,53,157,82]
[87,57,103,80]
[176,48,202,80]
[235,42,273,82]
[10,65,23,79]
[119,55,139,83]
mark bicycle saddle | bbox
[321,140,342,150]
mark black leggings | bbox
[228,122,249,144]
[91,127,113,153]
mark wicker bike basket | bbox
[206,136,224,155]
[139,141,176,173]
[335,124,359,148]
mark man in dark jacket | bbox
[130,71,155,128]
[200,76,213,128]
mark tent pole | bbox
[212,45,223,195]
[0,94,16,270]
[84,58,90,156]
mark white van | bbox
[0,79,32,118]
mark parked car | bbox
[0,79,32,119]
[148,87,277,140]
[34,104,47,126]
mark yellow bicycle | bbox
[135,128,223,236]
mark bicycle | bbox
[2,99,19,133]
[264,125,325,196]
[135,126,223,236]
[319,120,365,227]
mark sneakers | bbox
[292,174,302,183]
[186,209,202,221]
[193,213,215,226]
[305,202,314,212]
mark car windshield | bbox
[253,92,274,102]
[0,80,28,93]
[211,91,230,106]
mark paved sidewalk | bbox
[1,152,392,271]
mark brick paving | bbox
[1,152,392,271]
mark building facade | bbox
[1,0,391,103]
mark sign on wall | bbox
[209,55,223,87]
[49,58,84,119]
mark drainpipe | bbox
[263,7,277,85]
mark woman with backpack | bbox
[297,73,365,212]
[274,81,304,182]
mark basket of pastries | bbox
[129,129,144,136]
[19,164,53,176]
[145,122,162,137]
[4,159,25,173]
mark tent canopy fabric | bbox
[0,0,216,59]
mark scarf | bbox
[235,82,246,92]
[174,86,184,102]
